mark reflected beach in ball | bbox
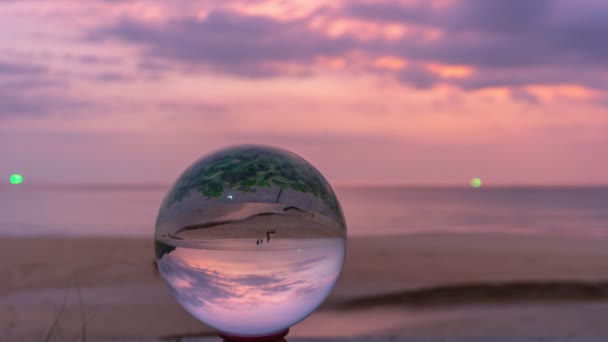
[155,145,347,338]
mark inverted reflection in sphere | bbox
[155,145,347,338]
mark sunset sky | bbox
[1,0,607,185]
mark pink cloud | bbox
[0,0,607,185]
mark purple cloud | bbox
[91,10,358,77]
[0,60,84,117]
[0,91,90,118]
[0,60,47,75]
[359,0,608,89]
[86,0,608,93]
[344,1,432,24]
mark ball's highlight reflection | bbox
[155,145,347,338]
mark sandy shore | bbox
[2,233,608,341]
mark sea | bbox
[1,184,608,238]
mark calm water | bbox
[1,184,608,237]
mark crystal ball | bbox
[155,145,347,337]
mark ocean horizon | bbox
[1,184,608,238]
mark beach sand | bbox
[2,233,608,341]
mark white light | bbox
[227,195,233,200]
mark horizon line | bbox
[2,181,608,189]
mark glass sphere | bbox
[155,145,347,338]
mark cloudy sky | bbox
[1,0,607,185]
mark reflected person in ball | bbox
[155,145,347,339]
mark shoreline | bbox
[332,280,608,310]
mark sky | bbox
[1,0,607,185]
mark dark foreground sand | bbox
[2,233,608,341]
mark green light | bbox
[470,177,482,188]
[10,174,23,185]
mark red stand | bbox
[219,328,289,342]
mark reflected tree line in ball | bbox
[166,147,341,216]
